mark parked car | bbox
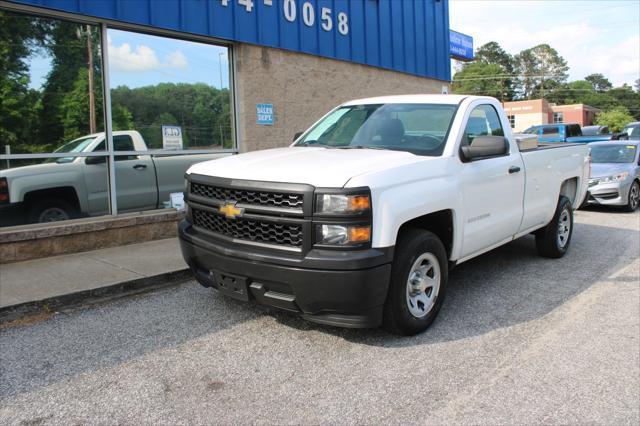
[581,125,609,136]
[179,95,590,335]
[523,123,617,143]
[622,122,640,140]
[0,131,227,225]
[585,141,640,211]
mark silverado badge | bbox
[219,201,244,219]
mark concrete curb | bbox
[0,268,192,324]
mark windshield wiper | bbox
[296,140,324,147]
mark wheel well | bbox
[23,187,80,212]
[397,210,454,257]
[560,177,578,206]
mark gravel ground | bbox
[1,207,639,425]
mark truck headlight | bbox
[601,172,629,183]
[316,224,371,246]
[315,192,371,214]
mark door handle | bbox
[509,166,521,174]
[133,164,147,170]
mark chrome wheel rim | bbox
[406,253,441,318]
[39,207,70,223]
[630,183,639,210]
[557,208,571,249]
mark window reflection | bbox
[107,29,233,150]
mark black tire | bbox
[623,180,639,212]
[383,229,448,336]
[27,198,78,224]
[535,196,573,258]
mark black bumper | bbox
[178,220,393,328]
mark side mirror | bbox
[293,132,303,142]
[461,136,509,161]
[85,156,107,165]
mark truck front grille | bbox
[191,182,304,209]
[192,208,303,248]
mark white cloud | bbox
[450,0,640,86]
[108,37,188,72]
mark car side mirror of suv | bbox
[461,136,509,161]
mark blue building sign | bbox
[449,30,474,61]
[256,104,274,125]
[9,0,452,82]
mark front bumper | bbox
[178,220,393,328]
[587,181,631,206]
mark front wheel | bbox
[624,180,639,212]
[27,198,78,224]
[383,229,448,335]
[535,196,573,258]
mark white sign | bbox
[162,125,183,150]
[170,192,185,210]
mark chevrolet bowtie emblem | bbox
[219,202,244,219]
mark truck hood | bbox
[187,147,429,187]
[0,161,78,178]
[590,162,635,178]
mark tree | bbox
[595,107,634,132]
[452,62,509,100]
[473,41,516,100]
[585,73,612,92]
[514,44,569,99]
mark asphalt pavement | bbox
[1,207,638,425]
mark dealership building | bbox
[0,0,463,261]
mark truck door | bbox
[459,104,525,258]
[112,135,157,212]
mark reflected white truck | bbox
[0,131,226,224]
[179,95,591,335]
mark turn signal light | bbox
[348,225,371,242]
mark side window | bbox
[463,104,505,146]
[541,126,560,138]
[113,135,137,161]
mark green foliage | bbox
[452,62,508,100]
[514,44,569,99]
[585,73,612,92]
[595,107,635,132]
[473,42,516,100]
[111,83,232,150]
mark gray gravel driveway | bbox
[1,208,638,425]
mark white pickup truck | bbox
[0,131,225,224]
[179,95,590,335]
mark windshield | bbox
[590,145,637,163]
[295,103,458,156]
[623,124,640,140]
[53,136,97,153]
[43,136,98,164]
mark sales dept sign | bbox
[257,104,274,126]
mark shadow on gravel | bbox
[272,219,640,348]
[1,218,637,398]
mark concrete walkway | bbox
[0,238,188,311]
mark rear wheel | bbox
[624,180,639,212]
[535,196,573,258]
[383,229,448,335]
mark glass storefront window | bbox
[0,10,104,155]
[0,8,235,228]
[107,29,233,151]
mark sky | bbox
[449,0,640,86]
[28,29,230,90]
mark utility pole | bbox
[86,25,96,134]
[218,51,225,89]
